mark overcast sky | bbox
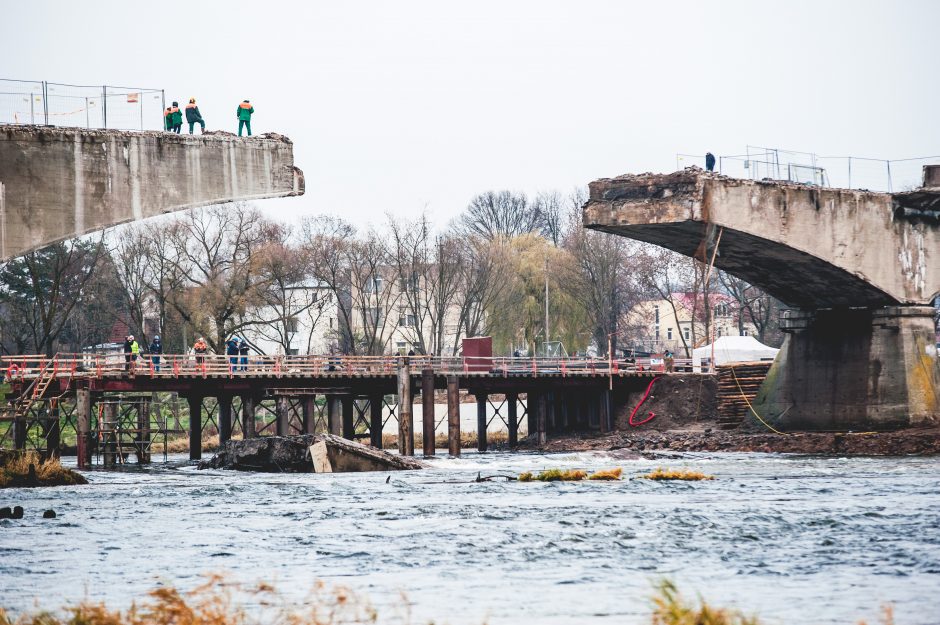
[3,0,938,230]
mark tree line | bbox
[0,190,784,358]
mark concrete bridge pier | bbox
[756,306,940,430]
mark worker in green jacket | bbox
[185,98,206,134]
[169,101,183,134]
[237,100,254,136]
[164,107,174,131]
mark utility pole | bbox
[544,255,549,356]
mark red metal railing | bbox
[0,352,700,381]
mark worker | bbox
[664,349,675,373]
[149,335,163,372]
[236,99,254,136]
[123,335,133,371]
[168,101,183,134]
[164,107,174,131]
[129,335,140,373]
[238,338,250,372]
[225,336,240,369]
[193,337,208,366]
[705,152,716,172]
[185,98,206,134]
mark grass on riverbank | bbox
[0,451,87,488]
[0,576,896,625]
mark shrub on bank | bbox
[0,576,896,625]
[0,451,87,488]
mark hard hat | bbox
[189,98,195,103]
[154,335,160,340]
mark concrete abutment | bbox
[756,306,940,430]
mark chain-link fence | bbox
[0,78,165,130]
[677,146,940,193]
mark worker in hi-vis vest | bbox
[237,100,254,136]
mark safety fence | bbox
[0,78,165,130]
[677,146,940,193]
[0,352,701,383]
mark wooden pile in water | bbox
[715,361,773,429]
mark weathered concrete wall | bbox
[0,125,304,259]
[754,307,939,430]
[583,169,938,308]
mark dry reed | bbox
[0,451,87,488]
[641,468,715,481]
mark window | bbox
[717,327,723,337]
[366,306,384,325]
[684,328,690,340]
[400,272,419,294]
[667,328,673,340]
[364,276,383,294]
[654,326,660,340]
[398,307,417,327]
[741,329,749,336]
[654,305,660,323]
[286,317,299,333]
[287,348,299,356]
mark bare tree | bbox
[303,218,400,355]
[451,235,514,354]
[460,190,542,240]
[534,190,565,246]
[631,244,698,357]
[247,227,331,354]
[163,203,278,353]
[388,215,463,355]
[718,270,783,346]
[564,211,636,356]
[0,237,106,356]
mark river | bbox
[1,451,938,624]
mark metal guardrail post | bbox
[42,81,48,125]
[102,85,107,129]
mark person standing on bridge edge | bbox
[149,335,162,372]
[193,337,208,367]
[705,152,716,172]
[129,335,140,373]
[185,98,206,134]
[226,336,240,370]
[168,102,183,134]
[123,335,133,371]
[237,100,254,136]
[239,338,250,372]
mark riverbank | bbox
[528,426,940,455]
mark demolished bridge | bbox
[584,167,939,431]
[0,125,305,260]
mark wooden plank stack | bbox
[716,361,773,429]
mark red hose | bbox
[629,377,660,426]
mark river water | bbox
[2,451,939,624]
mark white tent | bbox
[692,335,779,372]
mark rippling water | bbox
[2,451,939,624]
